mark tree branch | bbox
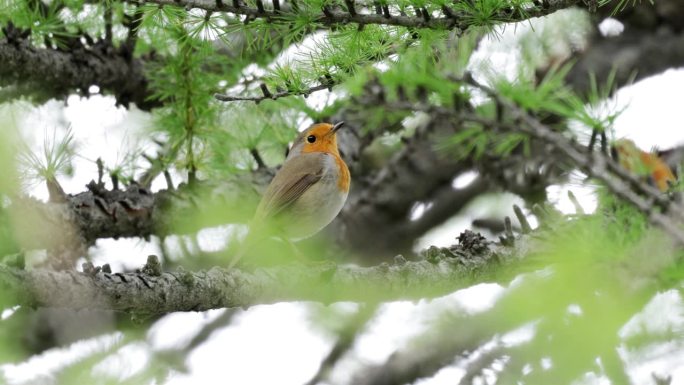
[8,173,272,251]
[335,81,564,257]
[0,24,160,110]
[0,230,523,315]
[214,82,332,103]
[353,303,514,385]
[138,0,582,32]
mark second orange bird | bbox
[612,138,676,192]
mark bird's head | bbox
[288,122,344,159]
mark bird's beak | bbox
[331,121,345,133]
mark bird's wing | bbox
[255,153,325,220]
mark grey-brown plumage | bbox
[229,122,349,267]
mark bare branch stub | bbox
[500,216,515,246]
[567,190,585,215]
[513,205,532,234]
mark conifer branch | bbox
[0,23,160,109]
[214,82,332,103]
[0,230,519,314]
[7,175,272,251]
[138,0,582,32]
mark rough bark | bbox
[0,231,524,315]
[0,28,159,110]
[8,173,272,251]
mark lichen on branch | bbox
[0,231,528,315]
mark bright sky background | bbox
[2,10,684,385]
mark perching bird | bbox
[230,122,350,267]
[611,138,676,192]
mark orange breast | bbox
[334,154,350,192]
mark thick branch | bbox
[8,173,272,251]
[0,231,520,314]
[0,32,160,110]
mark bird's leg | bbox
[281,237,308,263]
[228,226,255,269]
[228,245,248,269]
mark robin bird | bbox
[229,121,350,267]
[611,138,677,192]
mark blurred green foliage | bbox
[0,1,682,384]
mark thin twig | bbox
[215,82,332,103]
[250,148,266,169]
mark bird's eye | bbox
[307,135,316,143]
